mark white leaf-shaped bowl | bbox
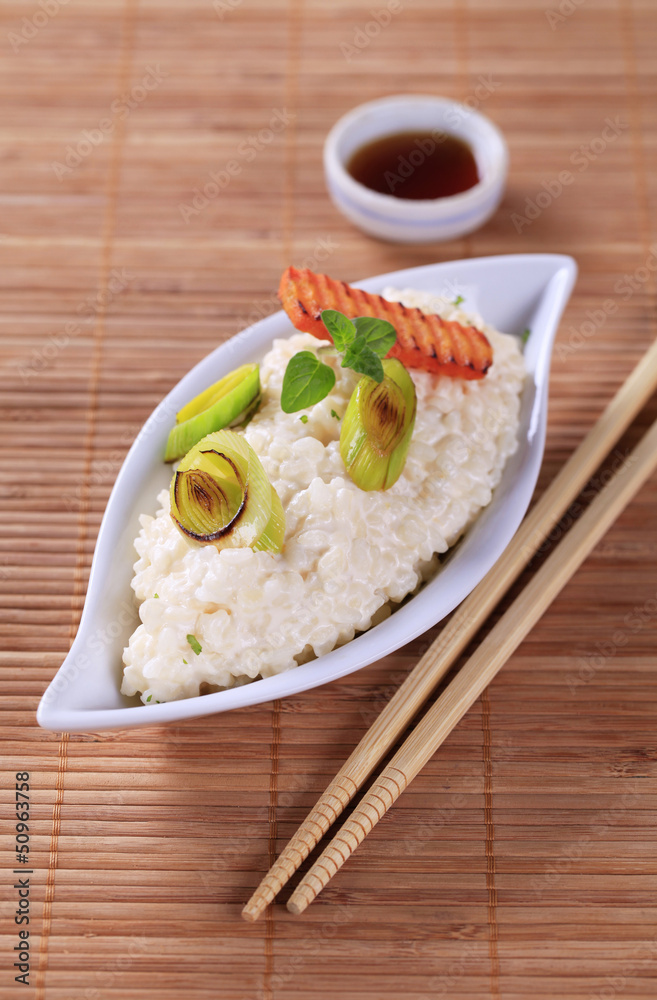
[38,254,577,732]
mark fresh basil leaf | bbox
[342,340,384,383]
[281,351,336,412]
[321,309,357,351]
[353,316,397,358]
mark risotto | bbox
[121,289,526,704]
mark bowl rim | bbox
[323,94,509,221]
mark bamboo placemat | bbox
[1,0,656,997]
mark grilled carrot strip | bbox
[278,266,493,380]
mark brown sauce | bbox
[346,130,479,200]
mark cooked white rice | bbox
[121,289,526,703]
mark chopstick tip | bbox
[286,889,312,916]
[241,899,264,922]
[286,898,305,916]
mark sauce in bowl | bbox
[346,130,479,201]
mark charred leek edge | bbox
[339,358,417,491]
[165,364,261,462]
[169,429,285,552]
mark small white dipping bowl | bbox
[323,95,508,243]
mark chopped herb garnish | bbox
[331,409,340,420]
[453,295,464,306]
[146,694,152,702]
[521,328,531,345]
[299,414,308,423]
[280,309,397,414]
[186,634,202,656]
[183,659,188,665]
[154,593,159,599]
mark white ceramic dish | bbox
[37,254,576,732]
[323,95,508,243]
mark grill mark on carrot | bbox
[279,266,492,378]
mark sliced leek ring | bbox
[170,430,285,552]
[340,358,417,491]
[254,485,286,553]
[165,364,261,462]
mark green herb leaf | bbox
[453,295,464,306]
[299,414,308,423]
[342,340,384,383]
[521,328,531,345]
[321,309,357,351]
[146,694,152,702]
[183,659,188,665]
[186,634,202,656]
[331,409,340,420]
[281,351,336,413]
[353,316,396,358]
[154,593,159,599]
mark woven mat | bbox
[1,0,656,997]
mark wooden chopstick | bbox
[287,410,657,913]
[241,337,657,922]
